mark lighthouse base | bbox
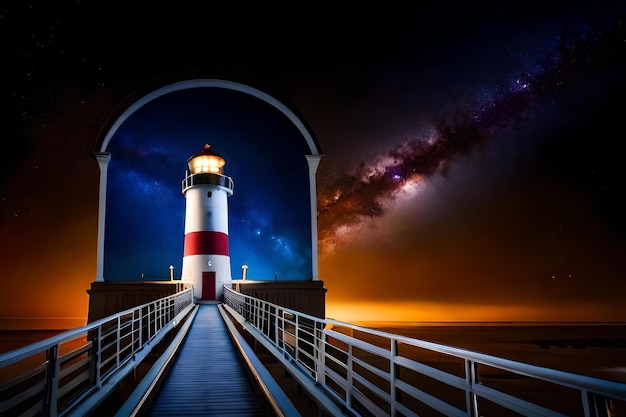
[181,254,231,301]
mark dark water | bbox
[0,329,65,355]
[365,322,626,383]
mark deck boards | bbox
[146,303,267,416]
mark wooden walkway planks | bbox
[146,303,267,416]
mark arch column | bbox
[306,154,322,280]
[93,152,110,282]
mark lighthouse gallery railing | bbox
[181,172,234,194]
[223,286,626,417]
[0,288,194,417]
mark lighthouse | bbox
[181,144,234,301]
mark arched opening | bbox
[93,79,322,283]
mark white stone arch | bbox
[93,79,322,282]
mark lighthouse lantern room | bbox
[181,144,234,301]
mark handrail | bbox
[0,287,195,417]
[223,286,626,417]
[216,304,302,417]
[4,285,625,417]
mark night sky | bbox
[1,2,625,328]
[103,87,313,282]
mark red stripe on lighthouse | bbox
[184,231,229,256]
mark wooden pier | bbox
[145,303,271,416]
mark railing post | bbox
[132,309,137,352]
[88,329,98,388]
[294,314,300,363]
[277,308,283,350]
[160,298,164,329]
[270,305,275,345]
[390,338,397,416]
[161,298,164,329]
[316,321,326,385]
[43,344,60,417]
[96,324,103,388]
[465,359,480,416]
[581,389,592,417]
[161,298,165,328]
[585,391,614,417]
[259,300,264,334]
[156,300,161,332]
[116,316,121,368]
[245,295,251,322]
[346,342,354,410]
[140,305,145,347]
[264,302,270,336]
[150,303,155,340]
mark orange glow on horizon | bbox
[0,215,96,330]
[325,299,626,325]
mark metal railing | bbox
[223,286,626,417]
[4,285,625,417]
[0,287,195,417]
[182,172,234,194]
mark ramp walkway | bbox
[146,303,266,416]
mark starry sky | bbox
[1,2,625,328]
[103,87,313,282]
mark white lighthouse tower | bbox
[181,144,234,301]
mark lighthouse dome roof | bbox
[188,144,225,163]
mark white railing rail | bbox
[223,286,626,417]
[0,287,195,417]
[4,285,624,417]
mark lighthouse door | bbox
[202,271,216,300]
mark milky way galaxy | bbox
[317,13,625,257]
